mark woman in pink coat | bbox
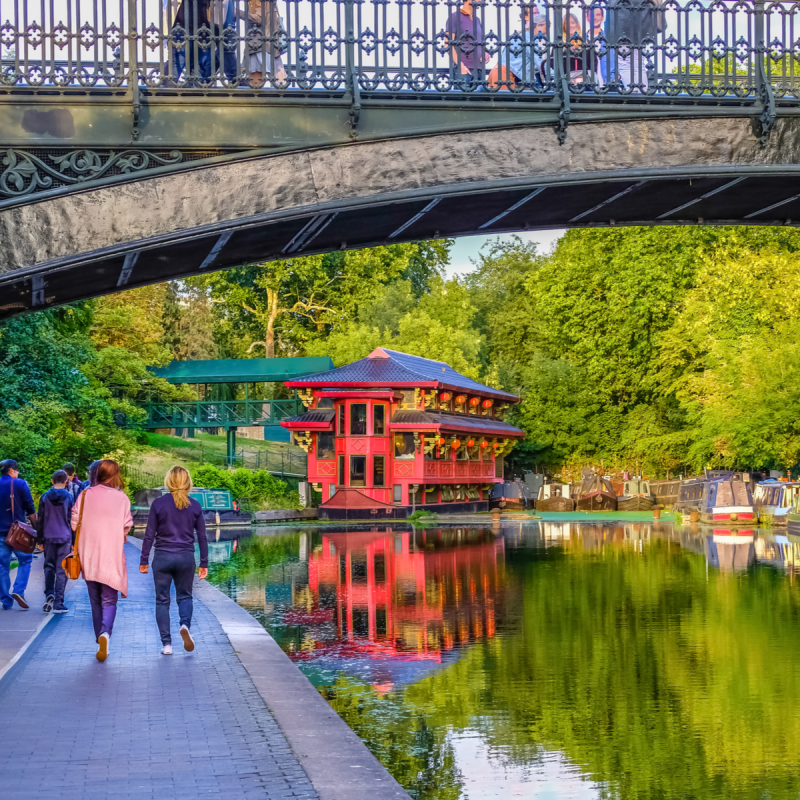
[71,459,132,662]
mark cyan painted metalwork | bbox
[143,397,301,430]
[1,0,798,146]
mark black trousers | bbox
[152,550,196,645]
[43,540,71,607]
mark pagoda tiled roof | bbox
[281,408,335,428]
[390,410,524,438]
[285,348,518,402]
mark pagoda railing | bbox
[142,398,300,429]
[1,0,799,105]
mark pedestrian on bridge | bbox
[0,459,37,610]
[139,466,208,656]
[71,459,132,662]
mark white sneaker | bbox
[96,632,109,662]
[161,644,173,655]
[180,624,195,652]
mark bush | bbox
[190,465,300,510]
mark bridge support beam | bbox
[226,428,237,466]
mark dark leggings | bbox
[153,550,196,645]
[86,580,118,640]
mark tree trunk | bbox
[264,288,279,358]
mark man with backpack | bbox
[37,469,75,614]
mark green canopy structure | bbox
[143,357,335,460]
[152,357,334,384]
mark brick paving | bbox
[0,543,319,800]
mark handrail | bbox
[142,398,299,428]
[2,0,799,104]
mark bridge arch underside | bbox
[3,115,800,319]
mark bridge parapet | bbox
[1,0,797,148]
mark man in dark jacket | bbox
[37,469,75,613]
[62,463,82,500]
[0,459,37,610]
[606,0,666,91]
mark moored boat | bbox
[536,483,576,512]
[133,486,253,526]
[676,472,755,525]
[649,478,681,511]
[490,480,534,511]
[574,470,617,512]
[753,480,800,526]
[616,479,655,511]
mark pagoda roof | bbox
[390,410,524,438]
[285,348,518,402]
[281,408,335,429]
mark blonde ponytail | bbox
[165,466,193,510]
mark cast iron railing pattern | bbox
[143,398,301,429]
[1,0,797,100]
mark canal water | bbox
[208,522,800,800]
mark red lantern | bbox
[493,441,500,448]
[482,399,493,408]
[480,441,488,448]
[455,395,467,404]
[437,437,446,446]
[469,397,480,406]
[451,439,461,449]
[440,392,451,402]
[466,439,475,447]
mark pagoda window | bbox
[393,485,402,503]
[317,398,334,409]
[337,455,346,486]
[373,455,386,487]
[410,485,424,505]
[337,405,345,436]
[495,457,504,479]
[350,456,367,486]
[456,443,469,461]
[373,404,386,436]
[394,433,416,460]
[350,403,367,436]
[441,486,454,502]
[317,433,334,460]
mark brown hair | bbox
[95,459,125,491]
[165,466,193,510]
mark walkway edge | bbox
[0,612,57,685]
[128,537,411,800]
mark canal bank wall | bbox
[126,536,410,800]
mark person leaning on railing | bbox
[490,4,547,90]
[606,0,666,92]
[240,0,286,85]
[446,0,491,88]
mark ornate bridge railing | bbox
[142,398,301,429]
[1,0,798,102]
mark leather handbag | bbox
[5,478,37,554]
[62,492,86,581]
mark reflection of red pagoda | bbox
[291,528,505,675]
[281,349,524,518]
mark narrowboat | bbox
[132,487,253,526]
[616,478,655,511]
[753,480,800,526]
[787,493,800,537]
[490,480,534,511]
[574,471,617,512]
[536,483,576,512]
[676,473,755,525]
[649,478,681,510]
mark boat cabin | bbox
[281,348,524,518]
[537,483,575,512]
[754,481,800,525]
[490,480,534,510]
[678,475,754,524]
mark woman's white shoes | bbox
[161,644,173,655]
[96,632,109,662]
[180,625,195,652]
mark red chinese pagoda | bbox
[281,348,524,519]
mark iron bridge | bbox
[3,0,800,317]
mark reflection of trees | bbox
[403,541,800,800]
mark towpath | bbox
[0,540,409,800]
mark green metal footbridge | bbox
[145,356,333,462]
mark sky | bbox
[445,229,567,279]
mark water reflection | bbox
[210,521,800,800]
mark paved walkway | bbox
[0,542,319,800]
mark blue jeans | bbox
[153,550,196,645]
[0,535,34,609]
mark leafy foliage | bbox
[191,465,300,509]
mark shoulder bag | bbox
[5,478,37,554]
[62,491,86,581]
